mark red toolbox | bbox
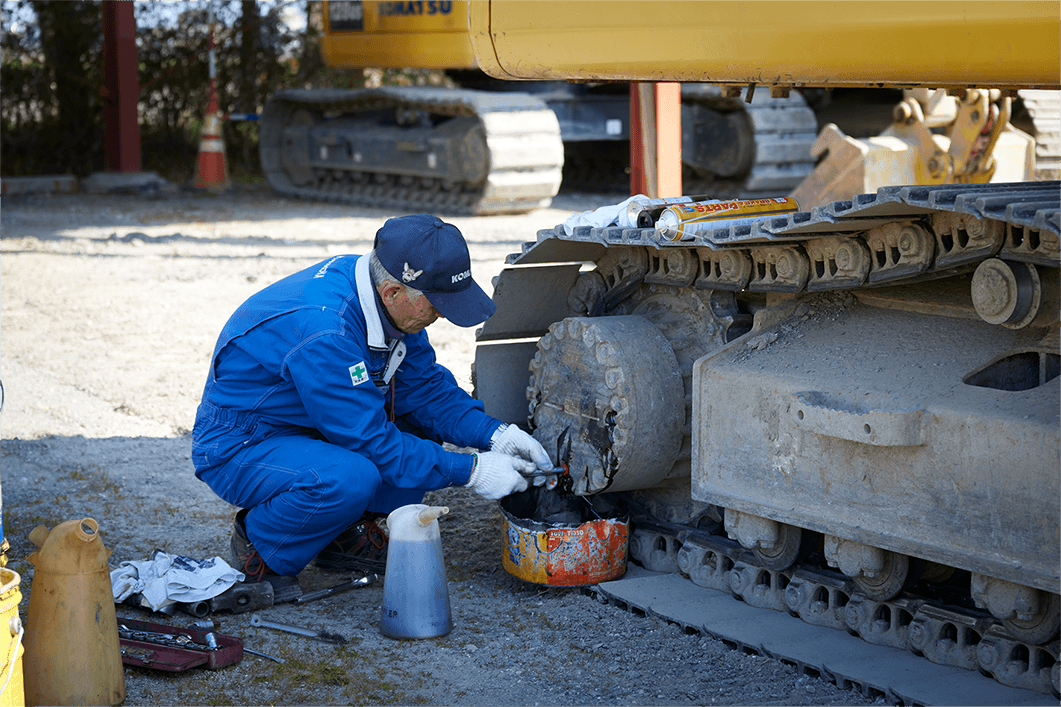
[118,617,243,672]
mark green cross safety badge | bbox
[348,362,370,387]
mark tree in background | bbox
[0,0,373,183]
[235,0,260,168]
[2,0,104,175]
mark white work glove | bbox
[490,424,552,469]
[490,424,556,487]
[465,452,532,500]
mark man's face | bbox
[380,281,443,334]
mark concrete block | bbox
[1,175,77,195]
[80,171,176,194]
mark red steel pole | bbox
[101,0,142,172]
[629,83,682,198]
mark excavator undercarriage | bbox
[474,181,1061,696]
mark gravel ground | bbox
[0,185,881,706]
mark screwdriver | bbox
[519,466,567,478]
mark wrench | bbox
[248,613,348,644]
[293,572,378,604]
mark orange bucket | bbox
[500,490,628,586]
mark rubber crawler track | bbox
[259,87,563,215]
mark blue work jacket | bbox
[192,253,500,490]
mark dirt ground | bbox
[0,184,881,706]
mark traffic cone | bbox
[193,88,228,189]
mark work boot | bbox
[313,513,389,574]
[231,509,303,603]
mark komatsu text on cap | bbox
[374,214,496,327]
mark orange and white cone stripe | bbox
[194,100,228,189]
[195,11,227,191]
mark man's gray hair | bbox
[368,250,424,302]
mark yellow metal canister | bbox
[23,518,125,707]
[0,568,24,707]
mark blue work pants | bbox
[198,429,426,576]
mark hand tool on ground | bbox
[249,613,348,644]
[293,572,379,604]
[243,646,285,664]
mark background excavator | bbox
[259,0,565,214]
[466,0,1061,697]
[261,0,828,213]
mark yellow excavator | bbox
[468,1,1061,697]
[261,0,827,213]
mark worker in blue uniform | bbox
[192,214,553,602]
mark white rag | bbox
[110,551,245,611]
[562,195,650,235]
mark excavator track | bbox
[680,85,819,200]
[586,563,1055,705]
[259,87,563,215]
[512,181,1059,290]
[1015,90,1061,180]
[479,182,1059,699]
[623,519,1059,701]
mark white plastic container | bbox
[379,505,452,639]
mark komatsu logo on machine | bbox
[379,1,453,16]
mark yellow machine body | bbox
[322,0,476,69]
[469,1,1060,90]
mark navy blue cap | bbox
[374,214,496,327]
